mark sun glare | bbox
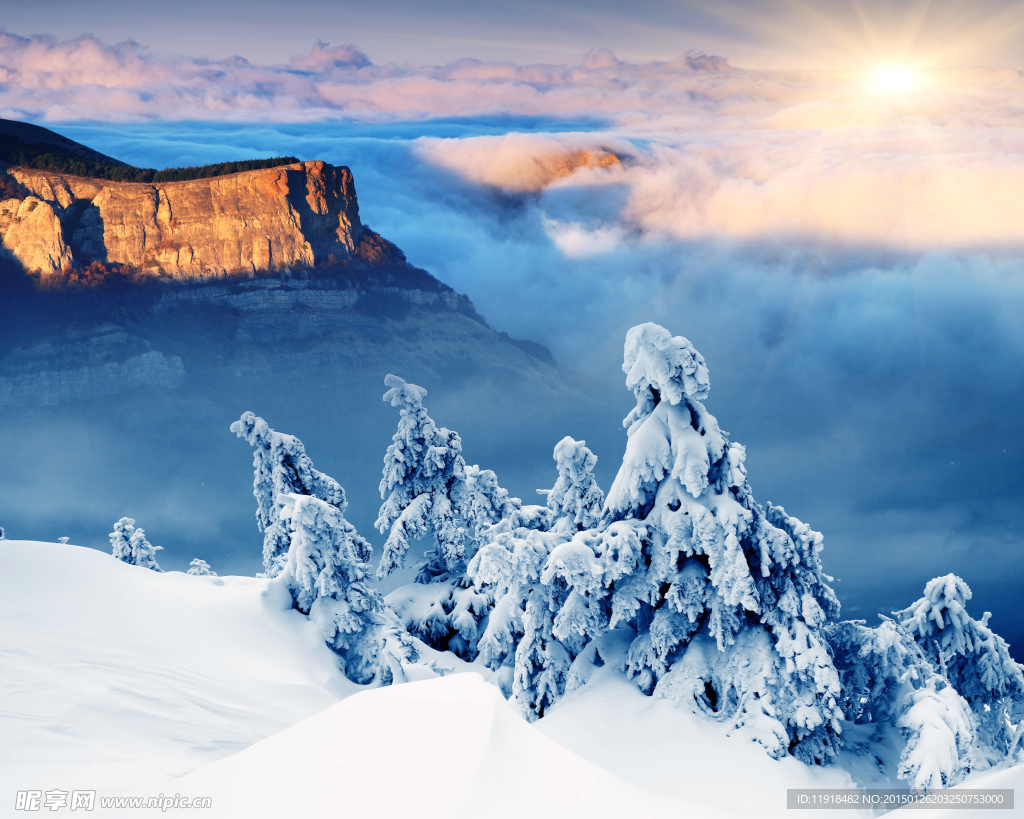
[868,65,921,95]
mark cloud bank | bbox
[0,32,742,122]
[4,31,1024,249]
[3,30,1019,126]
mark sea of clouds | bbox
[3,31,1023,652]
[4,31,1024,249]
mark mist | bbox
[0,115,1018,659]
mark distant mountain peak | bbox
[0,118,127,167]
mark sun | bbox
[867,65,921,95]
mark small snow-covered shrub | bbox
[232,411,346,578]
[897,678,975,787]
[466,436,605,718]
[110,517,162,571]
[129,528,163,571]
[110,517,135,562]
[187,559,217,576]
[542,436,604,533]
[57,536,70,545]
[465,464,524,554]
[828,618,976,787]
[375,374,529,660]
[275,493,384,684]
[895,574,1024,763]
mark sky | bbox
[4,0,1024,68]
[1,1,1024,650]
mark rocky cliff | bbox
[0,130,587,572]
[0,160,369,278]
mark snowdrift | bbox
[172,673,703,819]
[3,539,1020,819]
[0,540,357,799]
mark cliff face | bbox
[0,196,72,273]
[0,141,575,569]
[0,161,365,278]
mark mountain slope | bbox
[0,125,586,576]
[0,118,128,166]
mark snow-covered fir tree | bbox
[376,374,535,659]
[0,526,5,540]
[827,618,976,787]
[231,411,346,578]
[465,464,523,553]
[129,527,163,571]
[894,574,1024,764]
[488,323,844,761]
[111,518,162,570]
[467,436,605,714]
[187,559,217,576]
[110,517,135,563]
[274,493,383,684]
[541,436,605,533]
[375,375,471,580]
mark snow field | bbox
[172,672,707,819]
[0,540,356,800]
[537,632,858,816]
[3,539,1019,819]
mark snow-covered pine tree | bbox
[469,522,550,675]
[464,464,523,555]
[541,436,605,534]
[275,493,383,684]
[129,527,163,571]
[894,574,1024,763]
[468,436,605,715]
[110,517,135,562]
[231,411,346,578]
[111,519,162,570]
[529,323,842,762]
[828,618,976,787]
[187,558,217,576]
[375,374,526,659]
[0,527,5,540]
[375,375,471,580]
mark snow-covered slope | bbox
[0,540,357,799]
[536,632,856,816]
[3,540,1019,819]
[902,765,1024,818]
[172,673,703,819]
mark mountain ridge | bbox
[0,122,578,574]
[0,117,128,167]
[2,159,376,278]
[0,121,560,365]
[0,119,432,283]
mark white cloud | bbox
[412,112,1024,250]
[541,217,627,257]
[3,32,1024,250]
